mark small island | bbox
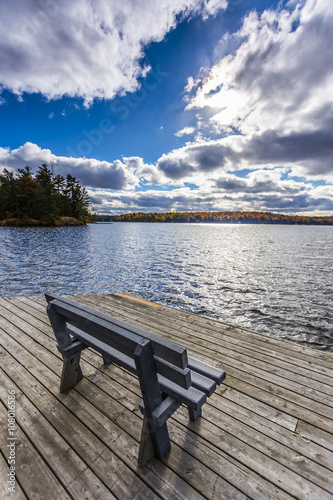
[0,164,91,226]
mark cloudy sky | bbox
[0,0,332,214]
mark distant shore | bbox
[96,210,333,225]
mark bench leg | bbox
[102,353,112,365]
[138,417,155,468]
[134,339,171,464]
[188,407,202,422]
[60,353,83,392]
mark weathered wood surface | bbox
[0,293,332,499]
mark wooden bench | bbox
[45,294,226,466]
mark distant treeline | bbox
[96,211,333,225]
[0,164,91,225]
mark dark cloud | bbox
[243,116,333,176]
[192,143,228,170]
[215,177,246,191]
[158,158,194,179]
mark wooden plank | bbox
[75,293,333,385]
[93,347,333,496]
[295,421,333,452]
[0,369,115,500]
[188,356,226,384]
[172,405,332,499]
[6,296,333,433]
[223,372,333,434]
[221,386,298,431]
[109,304,333,418]
[0,400,71,500]
[24,292,333,375]
[189,316,333,368]
[88,360,331,499]
[134,339,171,461]
[64,329,333,498]
[114,293,162,308]
[181,324,333,392]
[166,418,292,500]
[67,324,205,410]
[216,388,333,471]
[48,299,143,355]
[94,353,333,476]
[0,452,26,500]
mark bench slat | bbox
[68,325,137,374]
[188,356,226,385]
[46,294,187,369]
[157,375,206,410]
[68,326,205,409]
[52,300,142,354]
[191,372,216,397]
[154,357,191,389]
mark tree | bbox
[64,174,90,220]
[16,166,37,219]
[35,164,57,221]
[0,169,18,219]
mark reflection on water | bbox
[0,223,332,350]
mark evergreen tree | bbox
[0,169,18,219]
[16,166,37,219]
[35,164,57,221]
[64,174,89,220]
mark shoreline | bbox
[0,216,85,227]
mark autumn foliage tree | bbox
[101,211,333,225]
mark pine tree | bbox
[35,164,57,222]
[16,166,37,219]
[0,169,18,219]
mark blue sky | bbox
[0,0,332,215]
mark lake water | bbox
[1,222,332,350]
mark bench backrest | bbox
[46,294,193,388]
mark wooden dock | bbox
[0,293,332,499]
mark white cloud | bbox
[0,0,228,106]
[175,126,196,137]
[0,142,139,190]
[184,0,333,180]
